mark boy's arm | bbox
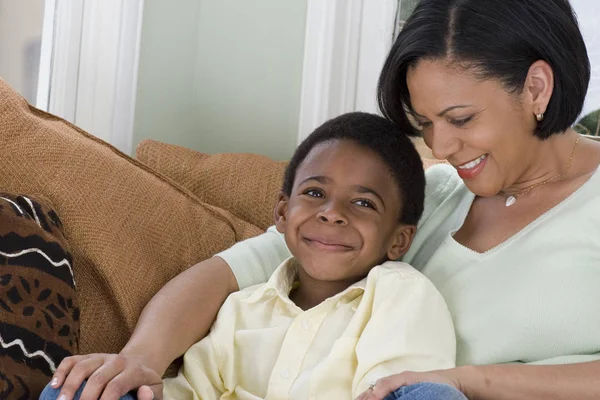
[352,264,456,397]
[163,315,230,400]
[53,227,290,400]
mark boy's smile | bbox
[275,139,416,306]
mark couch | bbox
[1,79,598,397]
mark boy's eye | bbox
[353,199,376,210]
[303,188,324,198]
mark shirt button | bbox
[302,320,312,330]
[280,368,291,379]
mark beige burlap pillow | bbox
[0,80,263,355]
[137,140,287,231]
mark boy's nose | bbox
[316,206,348,226]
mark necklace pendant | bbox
[505,195,517,207]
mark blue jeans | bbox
[39,381,137,400]
[383,382,468,400]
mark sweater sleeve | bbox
[216,226,291,289]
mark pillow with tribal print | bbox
[0,193,78,399]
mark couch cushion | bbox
[0,79,263,355]
[0,193,78,398]
[137,140,287,231]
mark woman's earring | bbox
[536,113,545,122]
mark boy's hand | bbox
[51,353,163,400]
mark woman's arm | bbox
[460,361,600,400]
[52,227,291,400]
[361,361,600,400]
[122,256,238,376]
[52,256,237,400]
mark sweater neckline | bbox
[447,166,600,257]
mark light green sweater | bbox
[218,164,600,366]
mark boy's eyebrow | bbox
[299,175,330,186]
[355,186,386,210]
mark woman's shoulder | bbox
[424,163,463,198]
[422,163,468,220]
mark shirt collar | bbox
[246,257,368,304]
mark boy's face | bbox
[275,139,416,284]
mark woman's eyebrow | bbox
[412,104,472,118]
[436,104,472,117]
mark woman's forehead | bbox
[406,60,506,112]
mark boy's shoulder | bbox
[365,262,441,299]
[368,261,429,281]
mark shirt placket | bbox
[264,300,333,399]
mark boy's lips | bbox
[302,237,354,252]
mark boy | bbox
[163,112,456,399]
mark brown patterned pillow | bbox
[0,193,78,399]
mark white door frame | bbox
[297,0,400,144]
[37,0,145,155]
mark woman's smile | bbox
[456,154,489,180]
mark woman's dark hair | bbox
[282,112,425,225]
[378,0,590,139]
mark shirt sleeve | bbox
[352,263,457,396]
[216,225,292,289]
[162,334,224,400]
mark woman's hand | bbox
[355,368,464,400]
[50,353,164,400]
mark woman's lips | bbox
[456,154,488,180]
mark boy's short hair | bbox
[282,112,425,225]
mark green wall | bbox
[133,0,307,160]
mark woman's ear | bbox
[273,192,289,234]
[525,60,554,118]
[386,224,417,261]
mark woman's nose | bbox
[316,203,348,226]
[429,124,462,161]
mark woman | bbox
[48,0,600,399]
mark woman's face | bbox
[406,59,539,197]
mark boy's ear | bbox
[273,192,289,234]
[387,224,417,261]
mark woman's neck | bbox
[504,129,580,194]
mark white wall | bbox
[571,0,600,118]
[0,0,45,103]
[133,0,307,160]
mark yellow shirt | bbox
[163,258,455,400]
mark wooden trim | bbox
[297,0,363,144]
[75,0,145,154]
[297,0,399,144]
[36,0,58,110]
[44,0,84,122]
[45,0,145,154]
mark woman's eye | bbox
[415,120,432,130]
[304,189,324,198]
[451,116,472,127]
[354,199,376,210]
